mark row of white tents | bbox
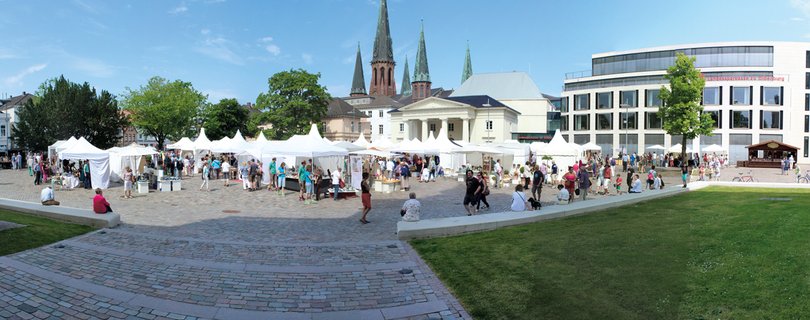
[48,137,158,189]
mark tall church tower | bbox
[400,56,411,96]
[411,22,431,102]
[350,44,367,97]
[369,0,396,96]
[461,42,473,84]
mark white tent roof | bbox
[647,144,666,151]
[261,125,348,157]
[581,142,601,151]
[107,143,157,156]
[390,138,439,154]
[167,137,195,150]
[350,149,392,157]
[353,132,369,147]
[331,141,365,152]
[369,136,394,151]
[669,143,693,153]
[703,144,725,152]
[53,136,78,153]
[432,127,461,153]
[60,137,109,160]
[256,131,268,143]
[194,128,212,151]
[538,130,579,156]
[452,144,504,154]
[232,130,248,145]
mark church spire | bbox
[350,43,367,97]
[400,56,411,96]
[369,0,396,96]
[411,21,431,102]
[461,42,473,84]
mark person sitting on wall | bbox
[92,188,113,214]
[40,186,60,206]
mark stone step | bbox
[11,245,435,313]
[73,229,411,267]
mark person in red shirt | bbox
[93,188,112,214]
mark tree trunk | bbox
[156,134,165,151]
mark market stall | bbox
[59,137,111,189]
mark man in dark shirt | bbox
[463,169,481,216]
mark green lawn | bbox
[0,209,95,256]
[411,187,810,320]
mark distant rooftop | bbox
[450,72,544,100]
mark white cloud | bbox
[196,36,244,65]
[791,0,810,17]
[265,45,281,56]
[201,28,210,35]
[302,53,313,64]
[169,3,188,14]
[203,88,237,102]
[73,58,115,77]
[4,64,47,86]
[260,36,274,42]
[791,17,805,21]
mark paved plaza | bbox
[0,166,801,319]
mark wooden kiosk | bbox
[737,140,799,168]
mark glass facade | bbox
[574,114,590,131]
[806,137,809,158]
[805,115,809,133]
[645,89,661,107]
[760,111,782,129]
[561,115,569,131]
[592,46,773,76]
[596,92,613,109]
[761,87,782,105]
[645,112,662,129]
[560,97,569,113]
[564,71,772,92]
[619,112,637,129]
[731,86,751,105]
[574,94,590,110]
[731,110,752,129]
[806,94,809,111]
[705,110,722,128]
[703,87,721,105]
[620,90,637,108]
[596,113,612,130]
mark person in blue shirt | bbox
[400,161,411,191]
[303,165,313,204]
[277,162,286,195]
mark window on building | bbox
[560,97,569,113]
[645,89,661,107]
[731,86,751,105]
[596,92,613,109]
[574,94,590,110]
[379,110,383,117]
[703,87,721,105]
[619,112,637,129]
[705,110,722,128]
[761,87,782,105]
[485,120,494,131]
[574,114,590,131]
[807,51,810,68]
[449,123,455,132]
[561,115,569,131]
[620,90,637,108]
[806,73,810,89]
[805,115,809,133]
[379,125,383,134]
[399,123,404,132]
[806,94,810,111]
[731,110,752,129]
[596,113,612,130]
[645,112,662,129]
[806,136,809,158]
[761,110,782,129]
[0,125,5,137]
[429,123,436,132]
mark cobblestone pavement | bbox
[0,166,799,319]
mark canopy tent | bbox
[167,137,195,151]
[59,137,111,189]
[353,133,369,148]
[193,128,213,152]
[669,143,693,153]
[258,124,349,179]
[492,140,529,168]
[107,143,157,182]
[581,142,602,152]
[703,144,726,153]
[369,136,395,151]
[536,129,580,171]
[48,136,78,160]
[390,137,439,155]
[647,144,666,151]
[256,131,268,143]
[331,141,365,152]
[350,149,392,157]
[210,135,249,154]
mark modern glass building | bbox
[561,42,810,164]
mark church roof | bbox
[371,0,394,63]
[350,44,367,95]
[326,98,369,118]
[412,22,430,83]
[400,56,411,96]
[450,72,545,100]
[461,43,473,84]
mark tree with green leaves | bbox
[659,53,715,164]
[121,76,207,150]
[12,75,127,151]
[201,98,250,140]
[254,69,331,140]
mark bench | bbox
[0,198,120,228]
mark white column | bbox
[403,120,410,140]
[462,118,470,142]
[421,119,428,141]
[441,118,448,136]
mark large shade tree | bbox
[659,53,715,164]
[121,76,207,150]
[201,98,250,140]
[254,69,331,140]
[12,75,127,151]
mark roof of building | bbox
[542,93,560,100]
[461,43,473,85]
[0,93,34,111]
[412,22,430,83]
[326,98,369,118]
[400,56,411,96]
[371,0,394,63]
[389,95,519,114]
[395,87,452,105]
[351,44,367,95]
[450,72,544,100]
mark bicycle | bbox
[797,170,810,183]
[731,170,757,183]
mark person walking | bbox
[221,160,231,187]
[268,158,277,191]
[360,172,372,224]
[277,162,287,195]
[331,167,341,201]
[577,166,591,201]
[562,167,577,204]
[303,165,313,204]
[681,162,689,188]
[199,163,210,191]
[476,171,490,211]
[400,162,411,191]
[531,164,543,200]
[240,161,250,190]
[33,160,42,185]
[463,169,481,216]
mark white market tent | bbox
[390,138,439,155]
[256,131,268,143]
[258,124,349,180]
[369,136,395,151]
[353,133,369,148]
[431,127,465,172]
[647,144,666,151]
[669,143,693,153]
[581,142,602,152]
[331,141,365,152]
[48,136,78,160]
[350,149,392,157]
[107,143,157,182]
[167,137,195,151]
[536,129,580,172]
[193,128,213,152]
[59,137,111,189]
[703,144,726,153]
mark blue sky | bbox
[2,0,810,103]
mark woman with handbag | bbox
[476,171,491,211]
[511,184,530,211]
[562,166,577,204]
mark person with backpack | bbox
[531,164,544,200]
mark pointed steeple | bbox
[461,42,473,84]
[400,56,412,96]
[369,0,396,96]
[372,0,394,63]
[350,43,367,97]
[412,21,430,83]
